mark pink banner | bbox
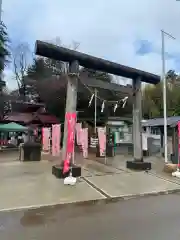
[63,112,77,174]
[76,123,82,145]
[81,128,88,158]
[42,127,51,152]
[178,121,180,166]
[98,127,106,157]
[34,129,38,136]
[52,124,61,156]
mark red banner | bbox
[63,112,77,174]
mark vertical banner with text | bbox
[98,127,106,157]
[81,128,88,158]
[63,112,77,174]
[42,127,51,152]
[76,123,82,145]
[52,124,61,156]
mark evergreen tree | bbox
[0,21,10,76]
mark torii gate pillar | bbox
[126,77,151,170]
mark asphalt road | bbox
[0,194,180,240]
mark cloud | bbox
[135,40,154,55]
[2,0,180,88]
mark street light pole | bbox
[161,30,175,163]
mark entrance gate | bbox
[35,40,160,171]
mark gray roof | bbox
[142,116,180,127]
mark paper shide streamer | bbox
[88,93,128,112]
[88,94,94,107]
[101,100,105,113]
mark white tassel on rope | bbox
[114,102,118,112]
[101,101,105,113]
[88,94,94,107]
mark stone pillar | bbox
[126,77,151,170]
[52,60,81,179]
[62,60,79,161]
[132,77,143,161]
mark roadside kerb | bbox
[148,171,180,185]
[1,183,180,213]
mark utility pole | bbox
[0,0,3,88]
[161,30,175,163]
[0,0,3,82]
[0,0,2,20]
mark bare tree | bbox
[24,38,80,104]
[45,37,80,74]
[12,43,32,94]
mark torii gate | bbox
[35,40,160,175]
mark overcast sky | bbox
[2,0,180,89]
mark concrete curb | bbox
[1,187,180,213]
[109,188,180,202]
[148,171,180,186]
